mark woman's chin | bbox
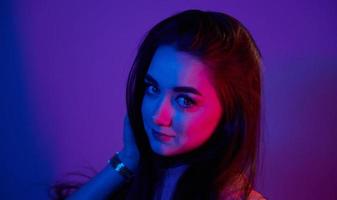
[151,147,173,156]
[150,145,179,157]
[150,144,190,157]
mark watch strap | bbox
[108,152,134,182]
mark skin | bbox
[141,45,223,157]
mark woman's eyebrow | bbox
[172,86,202,96]
[144,74,202,96]
[144,74,158,84]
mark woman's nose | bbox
[152,97,172,127]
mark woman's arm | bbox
[67,116,140,199]
[66,151,138,200]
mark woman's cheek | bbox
[175,115,195,139]
[185,113,214,140]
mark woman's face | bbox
[141,45,223,157]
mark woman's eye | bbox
[145,83,159,95]
[176,95,196,108]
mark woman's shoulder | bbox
[219,189,266,200]
[247,190,267,200]
[218,175,266,200]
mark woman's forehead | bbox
[147,45,214,90]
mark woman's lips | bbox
[152,129,174,142]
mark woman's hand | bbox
[118,115,140,171]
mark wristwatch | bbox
[108,152,135,182]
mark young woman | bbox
[53,9,266,200]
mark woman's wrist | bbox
[118,149,139,171]
[107,152,135,182]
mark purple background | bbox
[1,0,337,199]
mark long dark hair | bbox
[119,9,262,200]
[51,9,262,200]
